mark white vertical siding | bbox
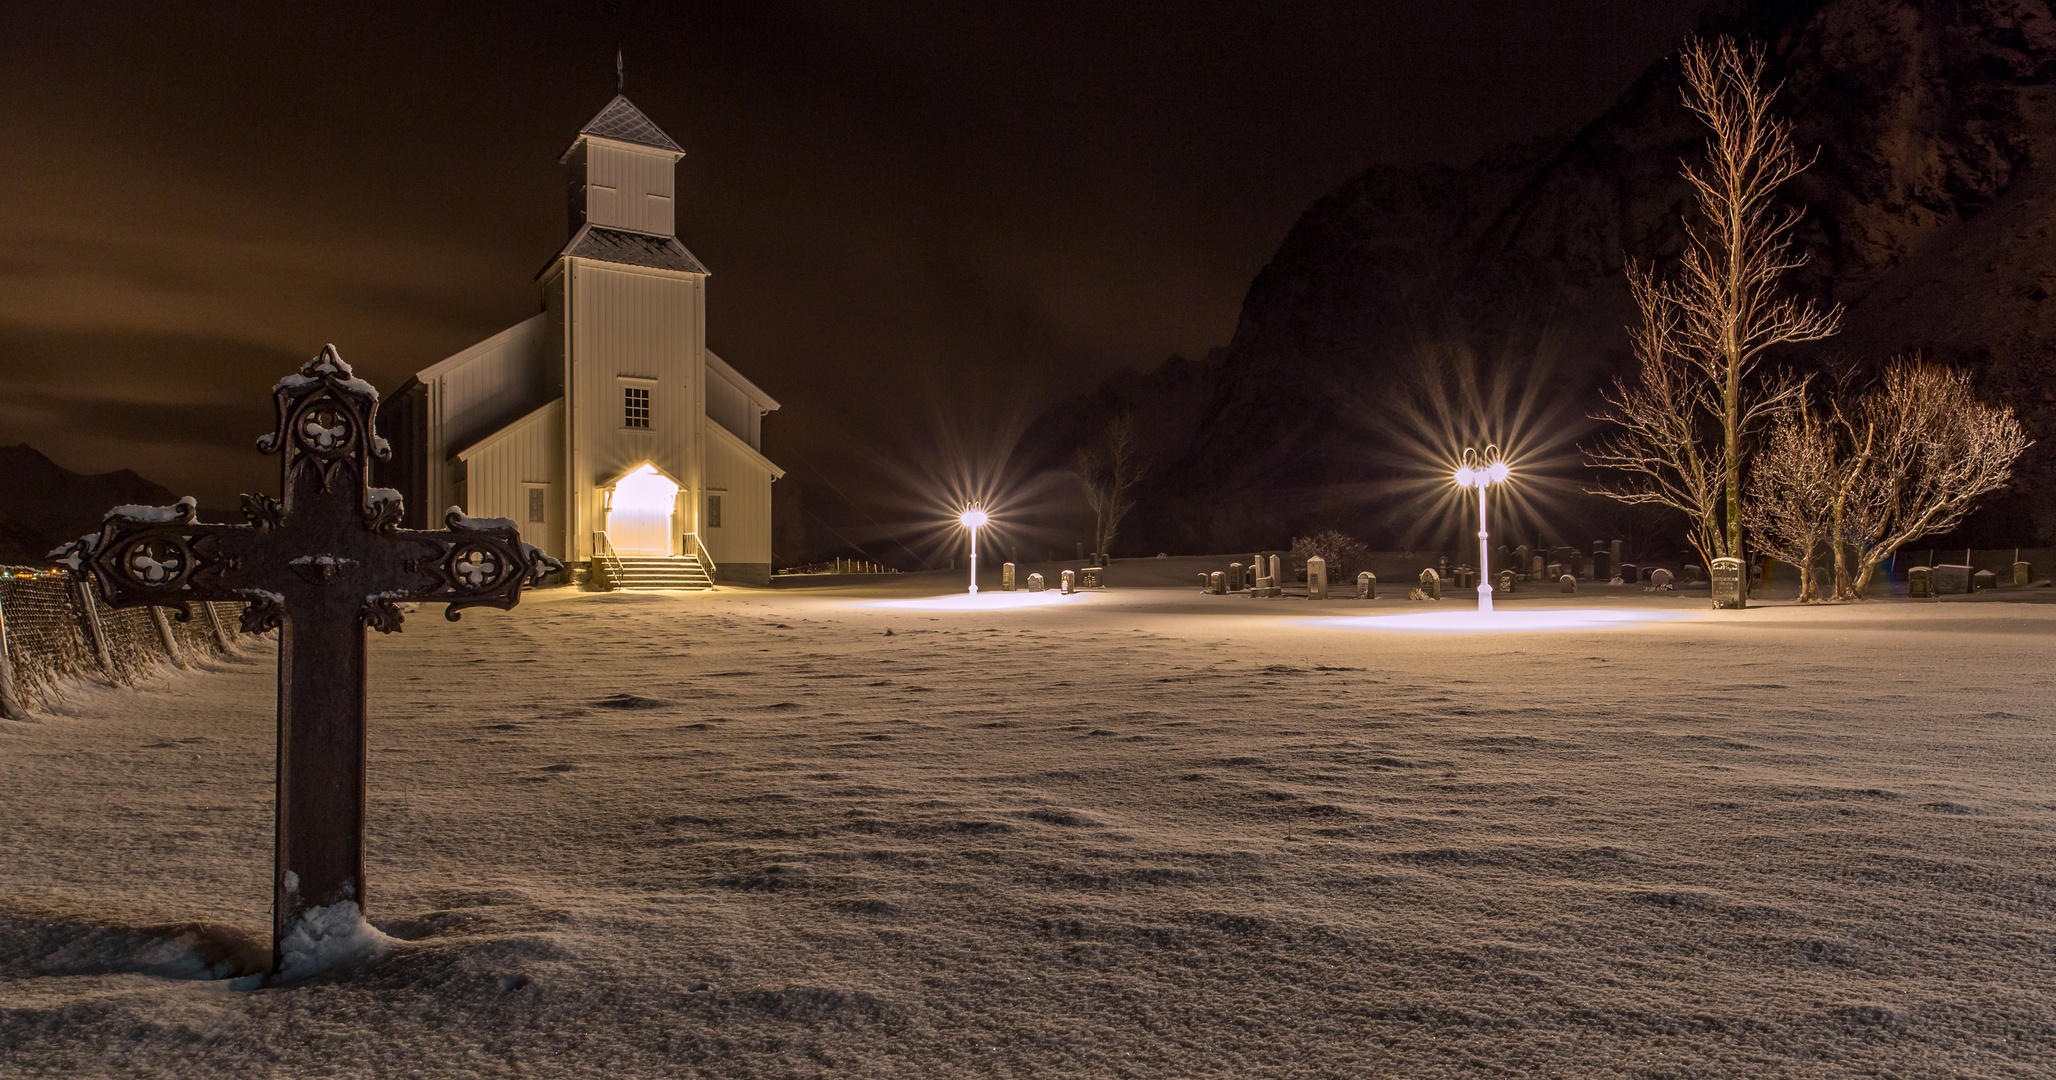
[706,368,752,448]
[566,260,703,560]
[455,399,567,561]
[585,141,677,236]
[418,313,547,518]
[702,425,774,569]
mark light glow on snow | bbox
[1310,608,1695,633]
[862,591,1079,611]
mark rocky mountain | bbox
[0,445,176,566]
[1017,0,2056,555]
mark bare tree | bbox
[1590,37,1841,572]
[1744,393,1836,600]
[1073,412,1144,562]
[1834,360,2030,598]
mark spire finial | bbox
[616,48,624,93]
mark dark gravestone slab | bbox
[1227,562,1245,592]
[1357,571,1376,599]
[2015,561,2033,586]
[1932,565,1972,594]
[1973,569,1998,591]
[1592,549,1611,581]
[1650,568,1674,589]
[1908,566,1933,598]
[1619,562,1638,584]
[1079,566,1103,589]
[1559,574,1576,593]
[1208,571,1224,594]
[1711,557,1746,609]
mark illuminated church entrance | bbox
[605,464,679,556]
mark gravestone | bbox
[1228,562,1245,592]
[1196,572,1209,591]
[1650,568,1673,589]
[1060,570,1076,594]
[1357,571,1375,599]
[53,346,557,975]
[1028,572,1045,592]
[1306,556,1328,600]
[1907,566,1932,598]
[1418,568,1441,600]
[1591,547,1611,581]
[1546,562,1562,581]
[1530,554,1544,577]
[1610,540,1623,572]
[1683,564,1704,584]
[2015,561,2032,586]
[1075,542,1085,560]
[1973,569,1998,591]
[1497,569,1516,593]
[1619,562,1638,585]
[1710,556,1746,609]
[1079,566,1103,589]
[1516,545,1531,578]
[1268,555,1284,596]
[1932,564,1972,594]
[1208,571,1225,594]
[1559,574,1576,593]
[1002,562,1016,591]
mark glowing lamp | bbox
[958,506,989,594]
[1453,446,1511,613]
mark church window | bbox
[623,386,650,428]
[707,494,723,528]
[526,487,547,523]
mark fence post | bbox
[204,600,236,653]
[149,606,186,667]
[0,589,28,721]
[74,581,114,675]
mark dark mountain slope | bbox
[0,445,176,566]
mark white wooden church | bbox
[384,93,782,586]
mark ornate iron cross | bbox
[55,345,559,974]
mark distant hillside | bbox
[1018,0,2056,555]
[0,445,176,566]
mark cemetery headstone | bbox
[1610,540,1623,571]
[1973,569,1998,591]
[1357,571,1375,599]
[1269,555,1283,595]
[1075,542,1085,560]
[1306,556,1328,600]
[52,346,557,974]
[1683,564,1704,584]
[1208,571,1225,594]
[1907,566,1932,598]
[1497,569,1516,593]
[1619,562,1638,584]
[1228,562,1245,592]
[1591,546,1611,581]
[1649,568,1673,589]
[1516,545,1531,577]
[1932,564,1972,594]
[1028,572,1046,592]
[1530,554,1544,577]
[2015,561,2032,586]
[1559,574,1576,593]
[1710,556,1746,609]
[1002,562,1016,591]
[1419,568,1441,600]
[1197,572,1210,591]
[1546,562,1562,581]
[1060,569,1076,594]
[1079,566,1103,589]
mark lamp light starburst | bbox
[1453,446,1511,612]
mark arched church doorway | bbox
[605,464,678,556]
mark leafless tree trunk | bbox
[1074,413,1144,562]
[1590,37,1840,584]
[1744,395,1834,601]
[1836,360,2030,598]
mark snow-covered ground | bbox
[4,576,2054,1078]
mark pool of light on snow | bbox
[861,591,1085,611]
[1308,608,1696,633]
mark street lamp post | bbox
[1453,447,1510,613]
[959,508,988,594]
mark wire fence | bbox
[0,566,257,718]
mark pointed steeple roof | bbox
[573,95,683,154]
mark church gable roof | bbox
[541,225,709,278]
[576,95,683,154]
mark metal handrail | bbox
[592,531,626,591]
[684,531,718,580]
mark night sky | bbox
[1,2,1712,512]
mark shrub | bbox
[1291,529,1369,578]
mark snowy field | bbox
[4,575,2055,1078]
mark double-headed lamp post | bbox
[958,508,989,594]
[1453,447,1511,613]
